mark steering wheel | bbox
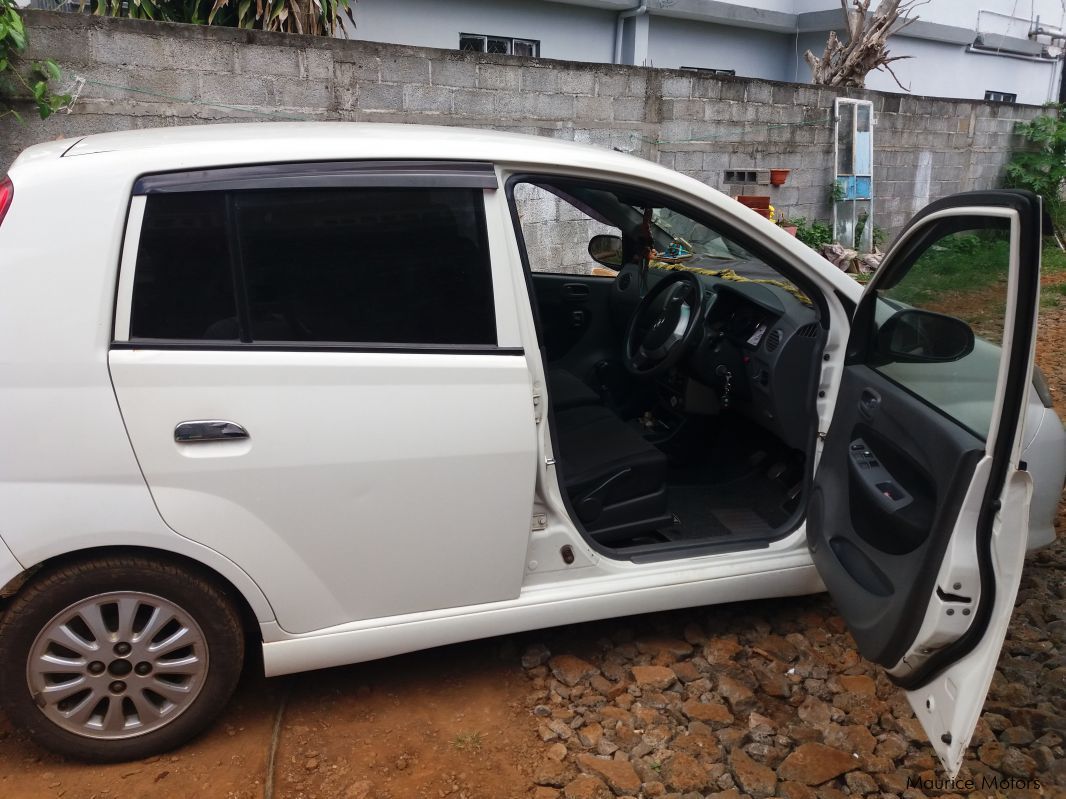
[623,271,705,378]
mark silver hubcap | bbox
[26,591,209,740]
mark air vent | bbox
[765,329,783,352]
[797,323,819,338]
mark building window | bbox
[984,90,1017,103]
[459,33,540,57]
[679,67,736,77]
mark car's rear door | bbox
[809,190,1043,776]
[109,161,538,635]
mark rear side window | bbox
[130,193,236,340]
[129,186,496,347]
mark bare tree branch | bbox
[805,0,921,90]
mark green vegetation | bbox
[78,0,353,36]
[1005,106,1066,237]
[788,217,833,251]
[883,231,1009,309]
[0,0,69,121]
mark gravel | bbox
[520,525,1066,799]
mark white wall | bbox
[344,0,617,63]
[863,36,1061,104]
[648,15,794,79]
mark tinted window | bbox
[871,219,1010,439]
[129,186,497,346]
[234,187,496,345]
[130,193,236,340]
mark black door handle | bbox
[563,283,590,300]
[858,388,881,419]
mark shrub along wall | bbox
[1,10,1042,239]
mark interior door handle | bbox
[174,420,249,443]
[858,388,881,419]
[563,283,590,300]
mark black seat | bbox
[547,367,601,410]
[554,405,671,542]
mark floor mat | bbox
[664,462,799,541]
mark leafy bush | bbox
[0,1,70,120]
[789,217,834,251]
[1005,107,1066,235]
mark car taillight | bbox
[0,176,12,227]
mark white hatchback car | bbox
[0,123,1062,774]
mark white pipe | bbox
[614,1,648,65]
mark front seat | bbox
[547,367,601,410]
[554,405,671,543]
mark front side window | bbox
[869,218,1011,438]
[129,186,496,347]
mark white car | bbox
[0,124,1061,774]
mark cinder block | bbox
[522,67,557,93]
[82,65,200,104]
[91,31,167,69]
[746,82,772,104]
[335,59,381,85]
[304,49,334,80]
[559,71,595,95]
[478,65,521,91]
[720,81,747,102]
[403,84,452,113]
[626,73,647,97]
[356,82,403,112]
[161,38,234,72]
[595,72,628,98]
[452,89,496,116]
[432,60,477,88]
[612,97,644,122]
[25,28,91,66]
[661,76,692,99]
[380,55,430,84]
[200,72,271,106]
[237,45,301,78]
[531,93,575,119]
[573,96,614,122]
[274,77,332,109]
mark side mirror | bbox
[875,308,975,364]
[588,234,623,268]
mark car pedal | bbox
[766,462,787,480]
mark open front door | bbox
[809,190,1043,776]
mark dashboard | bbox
[665,276,823,451]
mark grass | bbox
[450,731,484,753]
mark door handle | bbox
[174,420,249,443]
[563,283,590,300]
[858,388,881,420]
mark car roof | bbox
[48,121,650,173]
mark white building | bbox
[343,0,1066,105]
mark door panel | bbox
[808,365,985,665]
[811,190,1043,776]
[532,272,621,375]
[110,350,538,634]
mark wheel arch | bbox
[0,545,270,649]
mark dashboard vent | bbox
[765,329,783,352]
[797,323,819,338]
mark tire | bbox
[0,554,245,762]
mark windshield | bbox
[651,208,754,261]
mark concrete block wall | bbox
[1,11,1043,246]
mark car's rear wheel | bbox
[0,555,245,762]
